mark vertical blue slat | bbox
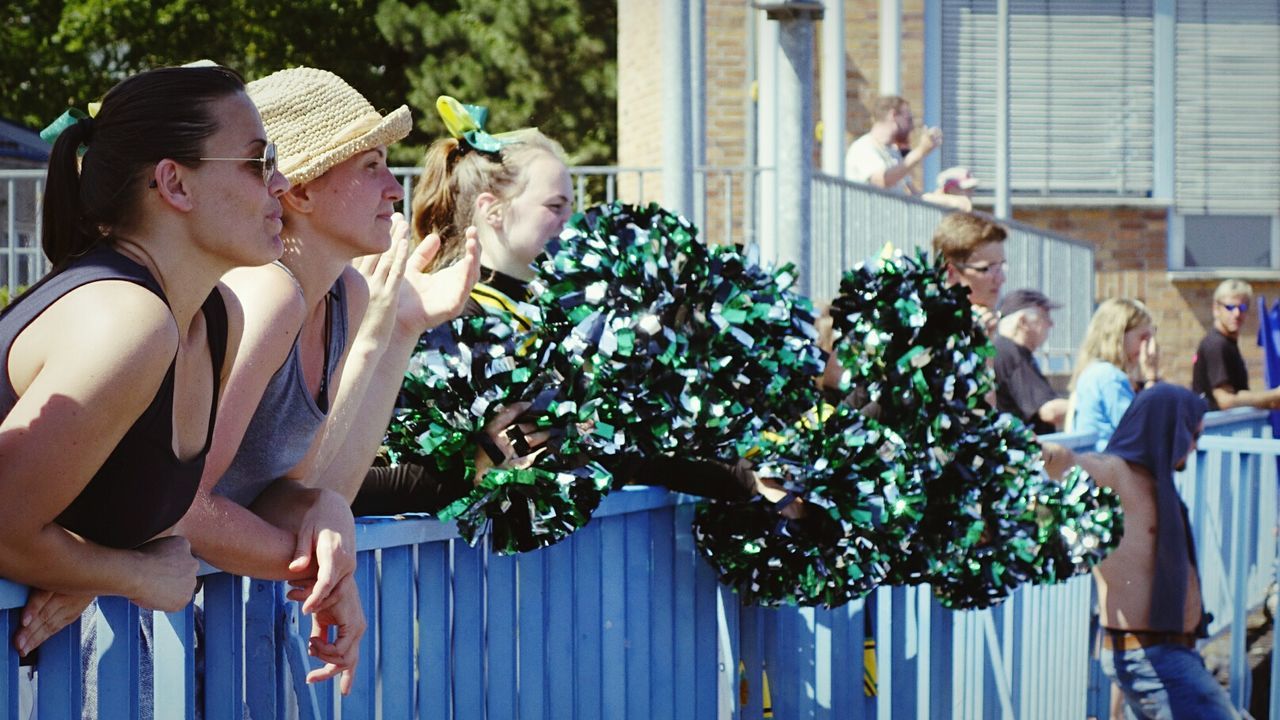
[418,541,451,720]
[94,596,139,719]
[648,507,676,720]
[154,606,196,719]
[341,554,377,718]
[486,552,518,718]
[624,512,653,720]
[282,602,325,720]
[545,536,576,719]
[245,580,278,720]
[379,546,415,714]
[672,503,698,720]
[517,551,547,720]
[599,512,624,712]
[814,606,833,720]
[36,616,81,719]
[451,542,485,718]
[720,587,741,720]
[926,593,952,720]
[203,575,243,720]
[739,603,764,720]
[576,518,605,719]
[693,539,719,719]
[0,611,17,718]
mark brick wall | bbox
[1013,206,1280,394]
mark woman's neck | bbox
[276,231,353,312]
[111,235,224,334]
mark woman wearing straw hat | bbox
[1,64,287,655]
[171,67,479,693]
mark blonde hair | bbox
[1214,278,1254,303]
[411,129,566,272]
[1069,298,1153,391]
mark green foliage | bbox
[1,0,615,166]
[376,0,616,165]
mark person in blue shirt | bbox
[1068,298,1160,449]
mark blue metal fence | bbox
[0,409,1275,719]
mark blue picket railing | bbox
[0,408,1275,719]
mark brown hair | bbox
[43,66,246,269]
[931,211,1008,265]
[872,95,910,122]
[411,129,566,272]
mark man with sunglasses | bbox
[1191,279,1280,410]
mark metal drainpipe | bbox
[880,0,902,95]
[821,0,847,177]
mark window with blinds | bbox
[1174,0,1280,215]
[941,0,1156,197]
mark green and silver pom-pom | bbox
[693,404,912,607]
[1030,466,1124,582]
[385,306,613,554]
[829,248,994,458]
[533,202,825,464]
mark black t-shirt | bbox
[993,335,1059,434]
[1191,331,1249,411]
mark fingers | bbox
[15,593,92,656]
[409,233,441,275]
[289,526,314,576]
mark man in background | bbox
[845,95,943,195]
[993,289,1068,433]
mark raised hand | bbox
[352,212,412,347]
[396,227,482,334]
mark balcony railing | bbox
[0,408,1275,719]
[1,167,1093,373]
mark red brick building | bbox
[617,0,1280,391]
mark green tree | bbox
[1,0,615,166]
[376,0,616,165]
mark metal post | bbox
[879,0,902,95]
[758,1,822,297]
[821,0,846,176]
[995,0,1011,219]
[690,0,707,229]
[923,0,943,191]
[663,0,694,216]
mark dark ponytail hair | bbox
[42,65,246,269]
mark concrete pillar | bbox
[759,1,822,296]
[879,0,902,95]
[663,0,694,216]
[821,0,847,176]
[994,0,1011,219]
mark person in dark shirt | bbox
[1191,279,1280,411]
[993,289,1068,433]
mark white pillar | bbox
[761,1,822,297]
[663,0,694,216]
[879,0,902,95]
[821,0,847,176]
[994,0,1010,218]
[755,12,779,263]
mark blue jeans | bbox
[1101,644,1240,720]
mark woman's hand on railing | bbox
[14,589,93,657]
[302,574,366,695]
[127,535,200,611]
[287,489,357,614]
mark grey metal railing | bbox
[2,167,1094,371]
[812,173,1095,369]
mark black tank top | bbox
[0,247,227,549]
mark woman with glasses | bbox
[0,64,288,655]
[1068,298,1160,450]
[170,67,478,693]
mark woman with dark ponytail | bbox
[0,63,289,655]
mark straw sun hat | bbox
[247,67,411,186]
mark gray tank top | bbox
[214,272,348,506]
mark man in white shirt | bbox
[845,95,943,194]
